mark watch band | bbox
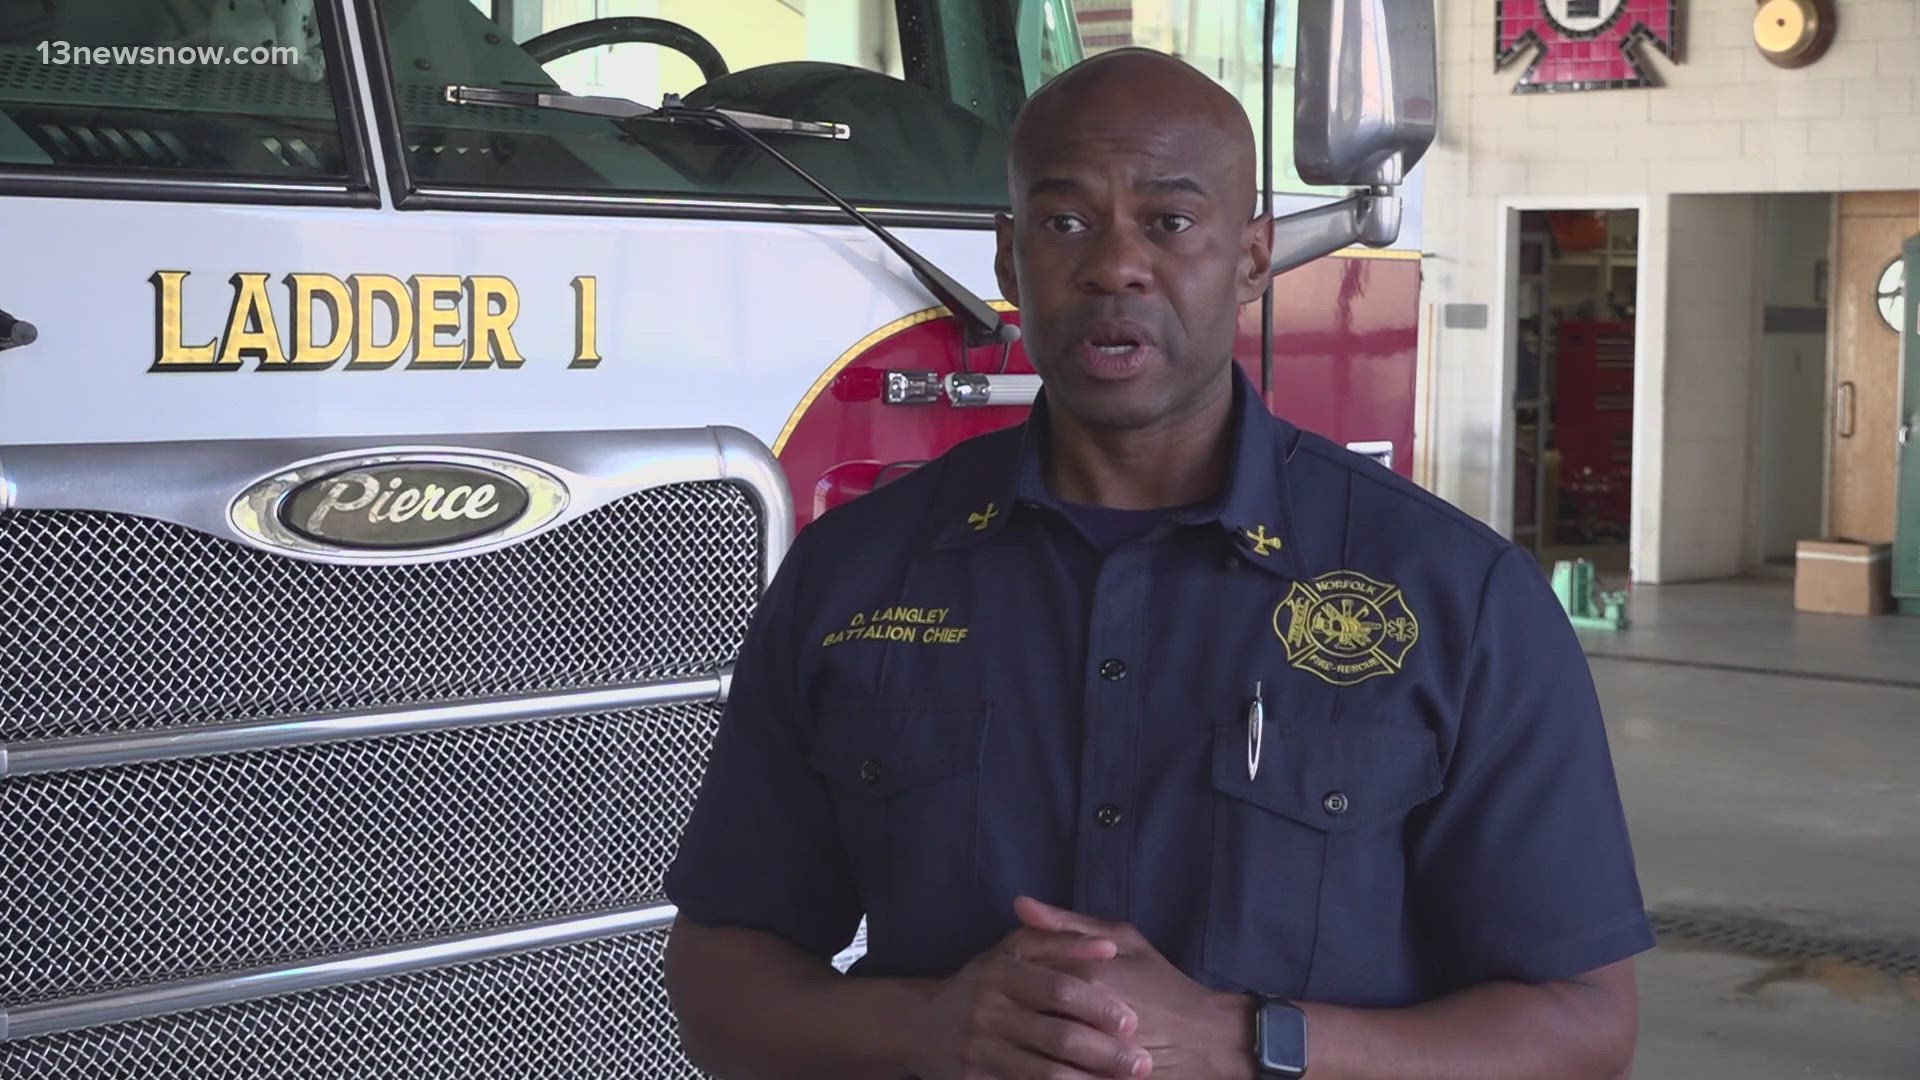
[1254,997,1308,1078]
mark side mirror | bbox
[1293,0,1436,188]
[1270,0,1437,275]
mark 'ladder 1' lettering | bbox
[148,270,583,372]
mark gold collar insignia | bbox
[1243,524,1284,556]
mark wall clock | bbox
[1753,0,1836,68]
[1877,256,1906,335]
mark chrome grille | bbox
[2,703,721,1007]
[0,930,699,1080]
[0,482,761,741]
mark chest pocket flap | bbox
[1211,724,1442,832]
[808,698,990,798]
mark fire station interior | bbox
[1511,209,1641,580]
[1512,193,1918,606]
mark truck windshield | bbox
[0,1,1322,207]
[386,0,1322,212]
[0,1,353,182]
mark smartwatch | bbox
[1253,998,1307,1078]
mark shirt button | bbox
[859,758,882,783]
[1099,658,1127,681]
[1322,791,1349,815]
[1095,804,1123,828]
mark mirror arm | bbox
[1267,186,1403,277]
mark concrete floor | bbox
[1583,577,1920,1078]
[1578,576,1920,687]
[1632,946,1920,1078]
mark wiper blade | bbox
[446,85,1019,347]
[446,85,848,139]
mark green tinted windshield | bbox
[0,0,352,181]
[386,0,1317,211]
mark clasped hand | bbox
[903,896,1251,1080]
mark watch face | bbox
[1258,1001,1307,1077]
[1877,257,1906,335]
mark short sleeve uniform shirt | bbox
[664,363,1656,1006]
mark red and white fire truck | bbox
[0,0,1432,1075]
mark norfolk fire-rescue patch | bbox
[1272,571,1420,686]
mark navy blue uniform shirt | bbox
[665,363,1655,1006]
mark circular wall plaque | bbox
[1754,0,1836,69]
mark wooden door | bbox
[1896,233,1919,610]
[1828,192,1920,544]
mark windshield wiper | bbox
[446,85,1020,348]
[447,85,850,138]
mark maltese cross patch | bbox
[1496,0,1681,94]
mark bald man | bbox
[663,48,1652,1080]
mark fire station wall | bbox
[1414,0,1919,584]
[1665,194,1767,581]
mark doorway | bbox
[1827,192,1920,548]
[1512,208,1639,579]
[1755,193,1833,571]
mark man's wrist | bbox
[1203,989,1261,1080]
[874,976,945,1075]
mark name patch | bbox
[822,605,969,648]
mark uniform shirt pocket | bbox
[1203,722,1442,999]
[806,697,991,973]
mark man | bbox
[662,48,1652,1080]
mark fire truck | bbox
[0,0,1432,1075]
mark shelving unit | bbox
[1513,222,1552,554]
[1512,210,1639,562]
[1547,210,1638,322]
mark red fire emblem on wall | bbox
[1496,0,1681,93]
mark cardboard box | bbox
[1794,539,1893,615]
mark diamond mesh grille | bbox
[0,930,702,1080]
[2,703,722,1007]
[0,482,761,741]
